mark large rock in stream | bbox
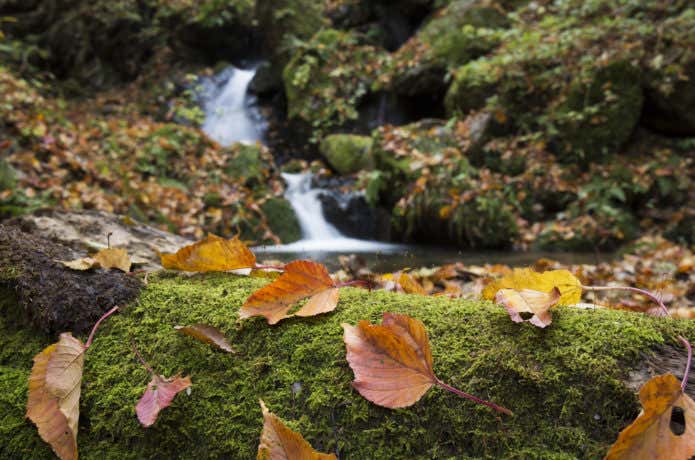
[1,224,694,458]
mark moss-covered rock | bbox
[282,28,390,141]
[320,134,374,174]
[2,272,695,458]
[384,0,510,96]
[260,197,302,244]
[256,0,327,70]
[0,157,16,190]
[549,61,643,163]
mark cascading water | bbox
[200,65,400,253]
[261,173,402,253]
[200,66,263,145]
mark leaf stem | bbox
[583,284,692,391]
[253,263,285,271]
[679,335,692,392]
[434,378,513,416]
[581,285,669,317]
[84,306,119,350]
[131,337,155,375]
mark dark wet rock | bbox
[0,223,142,334]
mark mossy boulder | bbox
[0,157,16,190]
[549,61,643,163]
[282,29,390,141]
[320,134,374,174]
[2,271,695,458]
[385,0,510,96]
[260,197,302,244]
[256,0,327,70]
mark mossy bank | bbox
[2,272,694,459]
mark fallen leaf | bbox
[136,373,192,427]
[398,273,427,295]
[59,248,131,272]
[26,333,85,460]
[605,373,695,459]
[174,324,234,353]
[495,287,561,328]
[483,268,582,305]
[93,248,132,272]
[257,400,336,460]
[240,260,339,325]
[342,313,435,408]
[159,234,256,272]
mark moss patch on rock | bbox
[2,272,694,458]
[260,197,302,244]
[320,134,374,174]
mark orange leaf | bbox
[136,373,192,427]
[605,374,695,460]
[342,313,436,408]
[174,324,234,353]
[257,400,336,460]
[159,234,256,272]
[26,333,85,460]
[398,273,427,295]
[240,260,339,325]
[495,287,561,328]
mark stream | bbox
[200,65,604,271]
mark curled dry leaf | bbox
[159,234,256,272]
[60,247,132,272]
[174,324,234,353]
[26,333,85,460]
[240,260,339,325]
[483,268,582,305]
[495,287,561,328]
[605,373,695,459]
[342,313,512,414]
[257,400,336,460]
[136,373,192,427]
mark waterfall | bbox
[260,173,402,253]
[200,66,263,145]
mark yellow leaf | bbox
[483,268,582,305]
[159,234,256,272]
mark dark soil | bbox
[0,224,141,335]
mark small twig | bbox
[107,231,113,249]
[84,306,119,350]
[434,377,512,416]
[335,279,370,289]
[131,337,154,375]
[253,263,286,271]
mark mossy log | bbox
[1,273,694,459]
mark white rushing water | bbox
[259,173,403,253]
[201,66,261,145]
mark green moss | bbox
[260,198,302,244]
[2,273,694,458]
[320,134,374,174]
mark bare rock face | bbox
[8,209,192,271]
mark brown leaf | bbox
[60,248,131,272]
[159,234,256,272]
[257,400,336,460]
[174,324,234,353]
[136,373,192,427]
[342,313,436,408]
[605,373,695,459]
[240,260,339,325]
[495,287,561,328]
[26,333,85,460]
